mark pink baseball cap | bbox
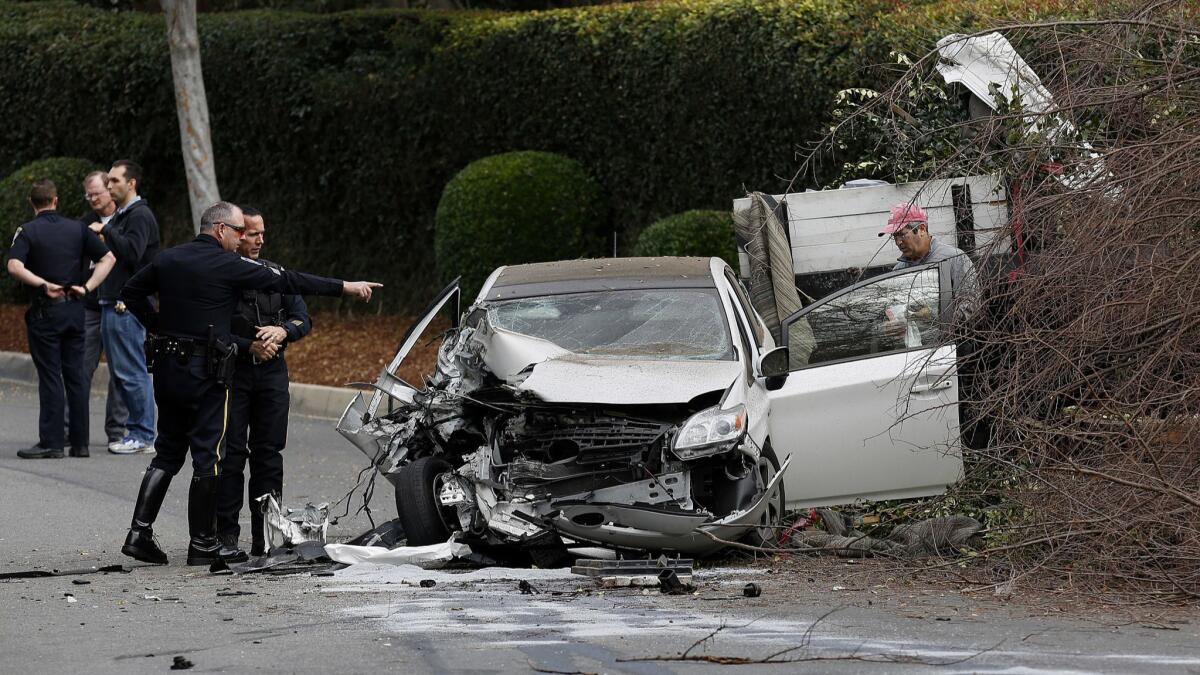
[879,203,927,236]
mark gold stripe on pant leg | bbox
[214,387,230,477]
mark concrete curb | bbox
[0,350,357,421]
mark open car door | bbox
[767,262,963,508]
[336,279,460,467]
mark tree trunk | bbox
[161,0,220,234]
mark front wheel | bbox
[743,444,784,548]
[394,456,456,546]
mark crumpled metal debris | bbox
[788,508,982,557]
[227,541,339,576]
[324,537,472,569]
[657,569,696,595]
[346,518,406,548]
[573,556,695,588]
[259,494,329,548]
[0,564,129,580]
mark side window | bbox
[797,267,941,366]
[724,270,765,346]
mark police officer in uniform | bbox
[216,207,309,560]
[7,180,116,459]
[119,201,380,565]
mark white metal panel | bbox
[734,175,1008,277]
[766,345,963,508]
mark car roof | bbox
[485,257,720,301]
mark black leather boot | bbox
[218,533,249,563]
[122,466,172,565]
[186,475,222,566]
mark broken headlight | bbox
[671,404,746,460]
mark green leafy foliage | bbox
[0,0,1096,310]
[1,156,101,301]
[435,151,606,298]
[633,209,737,267]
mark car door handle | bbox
[911,379,952,394]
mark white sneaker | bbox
[108,438,153,455]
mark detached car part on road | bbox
[338,257,964,558]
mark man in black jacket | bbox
[215,207,310,560]
[119,201,380,566]
[97,160,159,455]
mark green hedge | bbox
[0,0,1098,310]
[634,210,737,268]
[1,157,101,301]
[435,151,606,298]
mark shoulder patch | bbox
[10,226,22,246]
[240,256,281,275]
[290,319,304,327]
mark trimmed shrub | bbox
[0,156,98,243]
[1,156,101,301]
[435,151,606,298]
[633,210,737,268]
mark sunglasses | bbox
[891,223,922,239]
[215,221,246,233]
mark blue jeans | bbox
[82,307,128,443]
[100,305,156,444]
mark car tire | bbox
[743,444,785,548]
[395,456,454,546]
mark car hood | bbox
[516,354,743,405]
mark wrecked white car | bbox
[338,257,963,559]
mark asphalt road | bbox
[2,380,1198,674]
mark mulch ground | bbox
[0,303,443,388]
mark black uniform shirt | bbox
[230,259,313,358]
[7,210,109,290]
[120,234,343,341]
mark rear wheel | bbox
[394,456,456,546]
[743,444,784,548]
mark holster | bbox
[208,337,238,387]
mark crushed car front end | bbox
[337,258,787,557]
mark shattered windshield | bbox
[488,288,735,360]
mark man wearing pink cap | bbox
[880,202,976,298]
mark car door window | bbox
[790,266,942,367]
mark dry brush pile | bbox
[813,1,1200,602]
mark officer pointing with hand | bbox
[119,201,380,566]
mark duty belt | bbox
[32,295,71,307]
[150,336,209,359]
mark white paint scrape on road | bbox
[331,564,804,644]
[325,563,1200,674]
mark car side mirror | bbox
[758,346,789,390]
[759,346,789,377]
